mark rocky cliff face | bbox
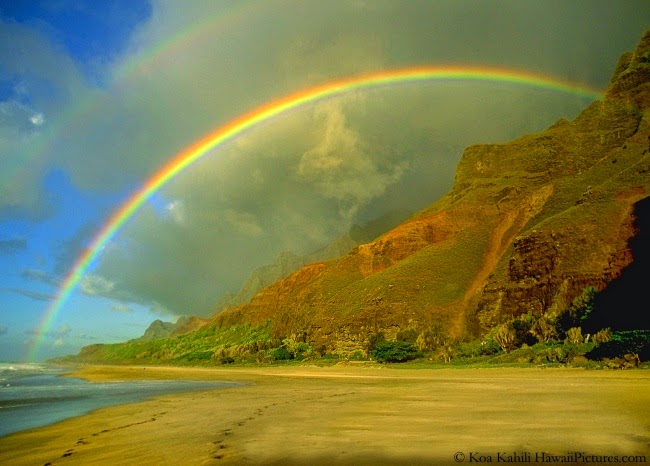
[209,31,650,355]
[215,210,410,310]
[474,31,650,333]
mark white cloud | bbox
[80,274,115,296]
[56,324,71,336]
[165,200,186,225]
[30,113,45,126]
[297,101,406,219]
[110,303,135,313]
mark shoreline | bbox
[1,365,648,465]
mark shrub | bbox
[592,328,612,344]
[565,327,583,344]
[491,314,538,353]
[294,342,312,354]
[256,350,270,363]
[220,356,235,364]
[586,330,650,361]
[175,350,214,362]
[295,347,319,361]
[479,338,502,356]
[530,316,558,343]
[416,327,447,352]
[269,346,293,361]
[544,345,569,363]
[435,344,454,363]
[512,314,537,347]
[416,331,436,352]
[454,339,499,358]
[371,340,421,363]
[367,332,386,352]
[282,338,296,354]
[493,324,517,352]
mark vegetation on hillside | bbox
[55,285,649,370]
[55,31,650,372]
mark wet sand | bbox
[0,365,648,465]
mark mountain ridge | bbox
[209,30,650,355]
[64,30,650,365]
[214,209,411,311]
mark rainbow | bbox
[26,65,603,361]
[114,1,261,81]
[2,1,261,203]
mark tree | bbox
[557,287,597,333]
[416,325,446,352]
[565,327,583,344]
[592,328,611,344]
[416,330,438,352]
[493,324,516,352]
[435,344,454,363]
[530,316,558,343]
[586,330,650,361]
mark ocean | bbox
[0,363,243,439]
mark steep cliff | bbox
[215,210,410,310]
[66,32,650,365]
[210,31,650,355]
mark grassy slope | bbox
[62,31,650,366]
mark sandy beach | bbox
[0,365,648,465]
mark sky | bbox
[0,0,648,362]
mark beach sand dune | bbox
[0,365,648,465]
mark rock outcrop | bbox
[136,315,207,341]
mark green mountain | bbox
[65,30,650,366]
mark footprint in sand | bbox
[211,439,228,460]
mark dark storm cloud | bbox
[3,1,648,316]
[90,1,649,316]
